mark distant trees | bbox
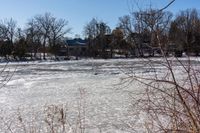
[0,19,16,44]
[118,9,173,57]
[26,18,42,59]
[82,8,200,58]
[84,18,131,58]
[84,18,111,58]
[32,13,51,59]
[13,28,28,59]
[49,17,70,57]
[95,21,111,58]
[111,27,130,57]
[138,9,172,47]
[27,13,70,59]
[0,19,17,58]
[169,9,200,55]
[0,13,70,60]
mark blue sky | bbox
[0,0,200,38]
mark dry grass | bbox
[0,88,90,133]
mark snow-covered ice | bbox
[0,57,200,132]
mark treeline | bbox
[84,8,200,58]
[0,13,70,60]
[0,8,200,60]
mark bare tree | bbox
[84,18,100,57]
[110,27,130,58]
[35,13,53,59]
[170,9,200,55]
[12,28,28,59]
[84,18,99,40]
[0,18,17,58]
[118,9,172,57]
[84,18,111,58]
[0,18,16,44]
[26,13,70,59]
[26,18,43,59]
[49,17,70,57]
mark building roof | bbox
[66,38,87,46]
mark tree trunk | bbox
[43,39,46,60]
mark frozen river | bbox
[0,58,200,132]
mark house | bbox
[57,38,88,59]
[66,38,88,57]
